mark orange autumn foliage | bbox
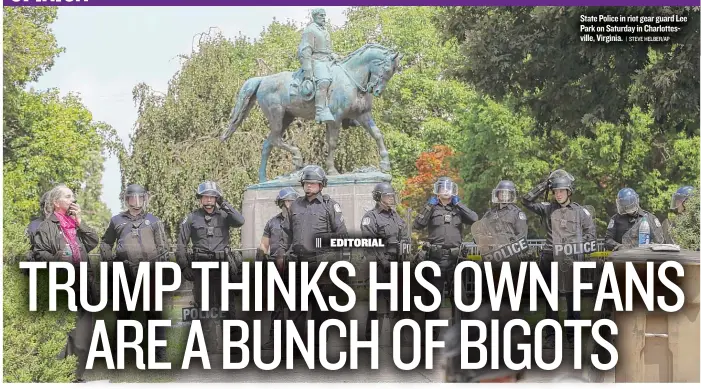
[401,145,461,210]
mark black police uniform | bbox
[176,204,245,351]
[482,204,528,239]
[261,212,288,343]
[100,211,169,355]
[361,203,409,339]
[604,210,663,251]
[279,192,348,350]
[413,199,478,334]
[522,182,596,343]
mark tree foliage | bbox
[3,6,64,159]
[401,145,460,210]
[437,6,700,137]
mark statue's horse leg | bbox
[325,122,341,175]
[357,113,391,172]
[259,109,304,183]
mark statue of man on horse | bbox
[220,9,402,183]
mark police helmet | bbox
[548,169,575,182]
[433,176,458,196]
[670,185,694,211]
[492,180,517,204]
[300,165,328,187]
[616,188,639,215]
[276,187,299,207]
[372,181,398,206]
[550,176,574,195]
[123,184,149,210]
[443,303,529,383]
[196,181,223,199]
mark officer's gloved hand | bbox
[182,267,195,281]
[428,196,439,206]
[451,195,460,205]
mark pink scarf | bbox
[55,211,81,264]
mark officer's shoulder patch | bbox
[654,217,662,228]
[362,217,371,226]
[333,203,342,213]
[607,219,614,229]
[144,219,151,226]
[518,212,526,220]
[582,208,590,216]
[181,216,188,225]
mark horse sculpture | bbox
[220,43,402,183]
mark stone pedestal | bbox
[239,166,392,258]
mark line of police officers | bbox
[24,166,695,381]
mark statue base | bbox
[240,166,392,257]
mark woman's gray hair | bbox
[43,184,70,216]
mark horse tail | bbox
[220,76,263,141]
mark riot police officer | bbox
[663,185,695,244]
[483,180,528,239]
[473,180,529,303]
[259,187,299,350]
[100,184,170,361]
[176,181,245,354]
[604,188,663,251]
[522,170,596,349]
[361,182,409,341]
[278,165,348,356]
[413,176,478,340]
[670,185,695,215]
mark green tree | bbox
[3,6,64,160]
[437,6,700,137]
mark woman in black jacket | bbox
[33,184,99,383]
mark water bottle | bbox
[638,216,650,246]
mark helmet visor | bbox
[548,169,575,182]
[616,197,639,215]
[280,192,299,201]
[380,192,397,207]
[492,189,516,204]
[197,182,222,198]
[125,193,148,210]
[670,193,688,210]
[434,181,458,196]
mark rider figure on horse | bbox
[298,8,342,124]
